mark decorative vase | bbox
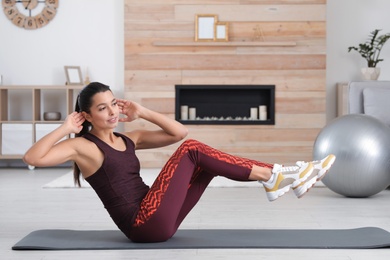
[361,67,381,80]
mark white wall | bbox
[326,0,390,121]
[1,0,389,123]
[0,0,124,98]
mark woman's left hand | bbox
[117,99,142,122]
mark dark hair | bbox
[73,82,111,186]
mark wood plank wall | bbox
[124,0,327,168]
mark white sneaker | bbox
[262,162,314,202]
[293,154,336,198]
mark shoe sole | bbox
[266,185,291,202]
[265,163,314,202]
[317,154,336,181]
[294,154,336,198]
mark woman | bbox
[23,82,335,243]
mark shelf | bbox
[0,121,64,124]
[35,121,63,123]
[152,41,297,47]
[0,121,34,124]
[0,154,24,159]
[0,85,83,90]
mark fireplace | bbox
[175,85,275,125]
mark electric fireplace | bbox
[175,85,275,125]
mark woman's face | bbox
[84,90,119,129]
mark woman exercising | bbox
[23,82,335,243]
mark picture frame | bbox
[215,22,229,42]
[64,66,83,85]
[195,14,217,42]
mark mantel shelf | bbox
[152,41,297,47]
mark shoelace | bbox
[296,160,321,167]
[296,161,305,167]
[272,164,299,174]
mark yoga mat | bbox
[12,227,390,250]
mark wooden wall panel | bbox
[124,0,327,168]
[174,5,326,22]
[126,54,326,70]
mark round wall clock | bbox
[2,0,59,30]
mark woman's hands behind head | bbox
[117,99,142,122]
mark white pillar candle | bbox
[181,105,188,120]
[250,107,258,120]
[260,111,267,121]
[189,107,196,120]
[259,105,267,120]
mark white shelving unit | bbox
[0,85,83,162]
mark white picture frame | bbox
[64,66,83,85]
[215,22,229,42]
[195,14,217,42]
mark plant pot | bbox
[361,67,381,80]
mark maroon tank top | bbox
[83,132,149,237]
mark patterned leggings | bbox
[129,139,273,242]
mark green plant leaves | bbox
[348,29,390,68]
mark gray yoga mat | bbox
[12,227,390,250]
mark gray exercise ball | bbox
[313,114,390,197]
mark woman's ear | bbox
[82,111,92,122]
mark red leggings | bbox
[129,139,273,242]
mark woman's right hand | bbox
[64,112,85,134]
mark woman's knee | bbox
[180,139,206,150]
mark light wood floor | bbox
[1,167,390,259]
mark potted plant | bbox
[348,29,390,80]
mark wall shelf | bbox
[152,41,297,47]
